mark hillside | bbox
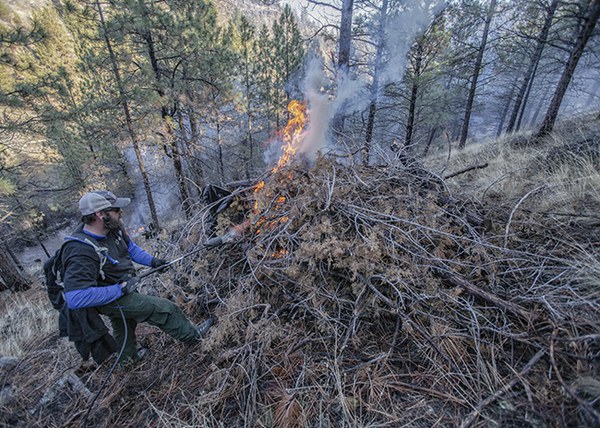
[1,0,48,17]
[1,114,599,427]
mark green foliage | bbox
[270,4,304,127]
[0,1,10,21]
[0,176,15,196]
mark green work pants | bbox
[97,292,200,363]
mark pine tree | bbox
[270,5,305,129]
[536,0,600,139]
[255,24,275,135]
[92,0,161,229]
[234,15,258,178]
[458,0,497,149]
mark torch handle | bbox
[137,231,238,279]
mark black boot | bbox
[196,318,213,338]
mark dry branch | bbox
[440,270,534,322]
[4,157,599,427]
[444,162,489,179]
[460,349,546,428]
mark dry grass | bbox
[0,288,57,357]
[426,115,600,218]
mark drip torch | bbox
[138,229,241,279]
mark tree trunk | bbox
[458,0,497,149]
[507,0,558,134]
[405,37,423,149]
[364,0,389,165]
[245,85,254,179]
[338,0,353,78]
[217,121,224,183]
[332,0,354,140]
[536,0,600,139]
[515,59,539,131]
[188,110,205,189]
[165,118,192,218]
[0,244,28,291]
[496,84,515,137]
[178,111,199,199]
[422,126,439,157]
[94,0,160,230]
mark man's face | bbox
[100,208,123,230]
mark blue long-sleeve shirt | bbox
[63,226,156,310]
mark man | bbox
[61,190,211,365]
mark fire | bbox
[272,99,307,174]
[247,99,308,257]
[212,101,307,258]
[253,99,307,213]
[253,181,265,211]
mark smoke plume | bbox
[297,0,445,158]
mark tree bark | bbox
[422,126,438,157]
[507,0,558,134]
[364,0,388,166]
[0,244,28,291]
[331,0,354,140]
[405,37,423,149]
[95,0,160,230]
[187,110,205,189]
[515,59,539,131]
[496,84,515,137]
[536,0,600,139]
[458,0,497,149]
[217,121,224,182]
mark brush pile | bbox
[2,156,599,427]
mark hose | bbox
[82,305,127,428]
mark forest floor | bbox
[1,115,599,427]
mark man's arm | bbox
[65,285,123,309]
[127,240,154,266]
[121,227,164,268]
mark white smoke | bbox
[380,0,445,86]
[296,0,445,158]
[298,55,334,158]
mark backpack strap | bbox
[63,234,118,280]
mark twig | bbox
[387,380,469,407]
[439,270,534,322]
[444,163,489,179]
[460,349,546,428]
[504,186,546,248]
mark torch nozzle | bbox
[204,229,241,249]
[204,236,223,249]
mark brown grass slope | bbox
[1,116,599,427]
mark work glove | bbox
[151,257,169,272]
[121,276,138,295]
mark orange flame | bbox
[272,100,307,174]
[218,101,307,255]
[253,99,307,211]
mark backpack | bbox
[43,234,111,310]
